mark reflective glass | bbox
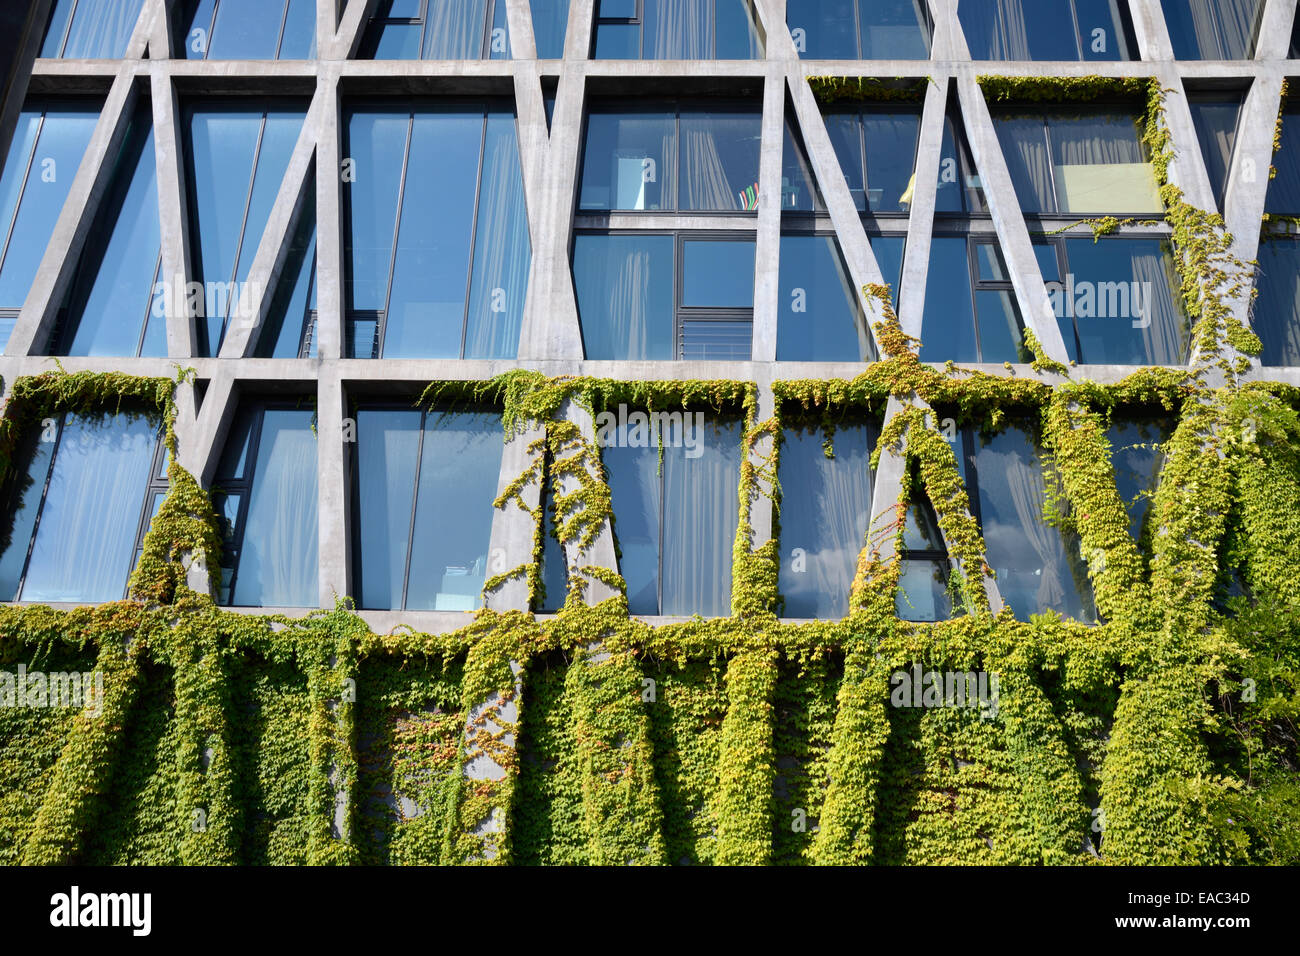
[918,237,977,363]
[1266,109,1300,214]
[578,111,676,211]
[574,234,674,360]
[1162,0,1263,59]
[355,410,421,610]
[682,240,754,308]
[257,188,317,358]
[1108,418,1169,541]
[1252,240,1300,365]
[43,0,146,58]
[777,234,872,361]
[531,0,569,57]
[897,559,953,621]
[1188,99,1240,205]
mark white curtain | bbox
[424,0,490,57]
[661,419,740,616]
[1183,0,1262,58]
[608,247,652,359]
[464,115,530,359]
[996,117,1055,211]
[680,121,736,210]
[1130,244,1187,364]
[646,0,709,58]
[969,0,1031,59]
[60,0,146,57]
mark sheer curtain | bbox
[21,414,155,603]
[608,246,653,359]
[232,411,318,606]
[464,114,530,359]
[1053,115,1145,167]
[996,117,1055,211]
[1186,0,1262,58]
[661,418,740,616]
[424,0,490,58]
[1129,244,1188,364]
[646,0,710,58]
[964,0,1031,59]
[59,0,146,58]
[680,122,736,210]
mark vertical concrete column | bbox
[314,68,344,361]
[929,0,968,59]
[143,0,172,57]
[751,68,784,363]
[563,0,595,60]
[484,423,546,612]
[898,74,949,341]
[956,70,1070,363]
[753,0,793,58]
[317,373,349,606]
[8,69,138,357]
[152,66,200,358]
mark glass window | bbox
[958,0,1130,61]
[41,0,146,58]
[789,0,930,59]
[823,107,921,213]
[360,0,511,58]
[1188,96,1241,208]
[778,419,876,619]
[578,103,761,212]
[256,182,317,358]
[1266,108,1300,215]
[1252,239,1300,366]
[530,0,569,57]
[353,408,503,611]
[918,236,1028,364]
[535,457,568,612]
[175,0,317,59]
[574,233,755,360]
[897,486,955,622]
[602,410,740,617]
[780,116,824,213]
[777,233,876,362]
[213,406,318,607]
[969,424,1096,623]
[1108,417,1170,542]
[184,102,306,356]
[935,109,988,214]
[0,101,98,351]
[1042,236,1190,365]
[343,104,530,359]
[1161,0,1263,60]
[0,411,159,603]
[994,109,1162,215]
[55,105,166,358]
[593,0,763,59]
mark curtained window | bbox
[0,101,97,352]
[593,0,764,59]
[1040,236,1190,366]
[918,236,1028,364]
[175,0,316,59]
[994,109,1162,215]
[897,485,955,621]
[183,102,306,356]
[1161,0,1264,60]
[360,0,511,59]
[41,0,146,58]
[353,408,503,611]
[969,424,1097,623]
[579,104,761,212]
[344,104,530,359]
[958,0,1131,61]
[777,419,877,619]
[1253,239,1300,366]
[1188,96,1242,208]
[823,107,922,213]
[789,0,931,60]
[213,405,318,607]
[603,411,741,616]
[0,411,161,603]
[54,105,167,358]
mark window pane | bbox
[425,0,491,58]
[789,0,857,58]
[464,113,530,359]
[573,234,674,359]
[994,115,1056,213]
[0,113,41,258]
[780,118,823,212]
[902,493,946,551]
[682,240,754,308]
[974,426,1095,623]
[714,0,764,59]
[661,416,740,616]
[918,237,977,363]
[1162,0,1263,59]
[1266,110,1300,214]
[603,421,663,615]
[1108,418,1169,541]
[355,410,421,610]
[897,559,953,621]
[344,111,409,311]
[642,0,712,58]
[1034,240,1061,282]
[208,0,286,58]
[593,22,639,58]
[679,111,760,211]
[975,242,1009,281]
[1252,240,1300,365]
[257,188,317,358]
[959,0,1124,60]
[872,234,906,300]
[1061,237,1188,365]
[824,113,866,210]
[22,413,155,603]
[1188,99,1240,204]
[46,0,146,58]
[384,111,481,358]
[600,0,637,17]
[1050,113,1161,214]
[530,0,569,57]
[0,433,55,600]
[1073,0,1126,60]
[974,289,1025,363]
[680,320,752,360]
[777,234,872,361]
[60,110,160,357]
[778,421,874,619]
[861,0,930,58]
[231,409,317,607]
[405,411,504,611]
[278,0,317,58]
[862,112,920,212]
[0,106,98,311]
[578,111,676,211]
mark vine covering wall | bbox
[0,77,1296,866]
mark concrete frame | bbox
[0,0,1297,636]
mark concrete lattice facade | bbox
[0,0,1297,633]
